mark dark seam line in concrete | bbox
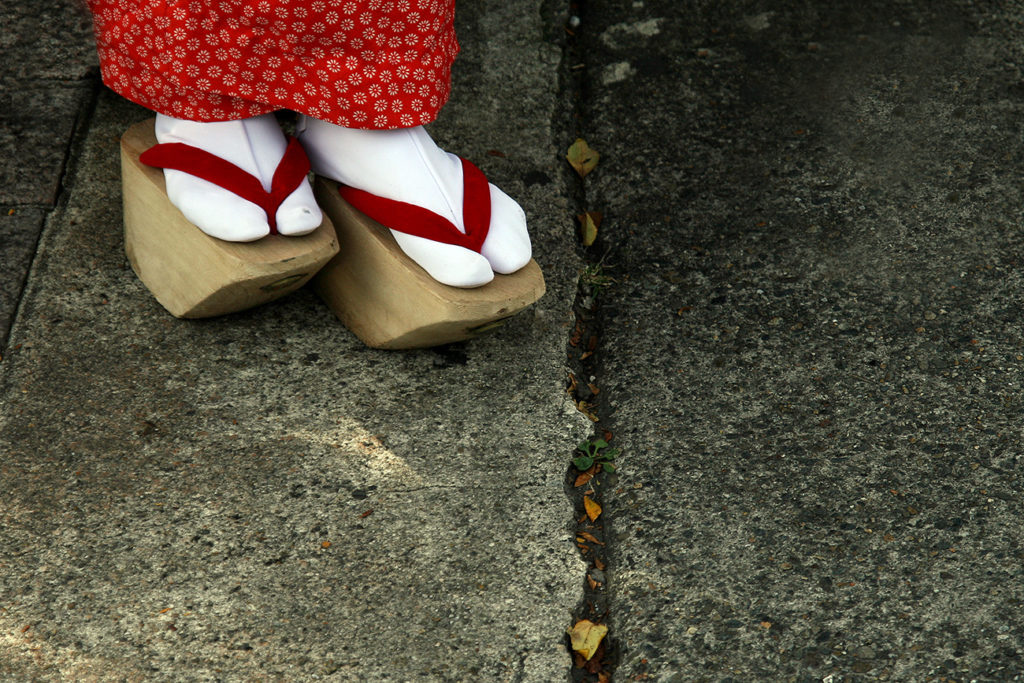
[560,1,619,680]
[1,78,102,355]
[58,79,105,212]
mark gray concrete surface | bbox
[0,0,96,349]
[582,1,1024,679]
[1,2,587,680]
[0,208,47,348]
[7,0,1024,681]
[0,2,96,84]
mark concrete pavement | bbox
[2,2,585,680]
[581,0,1024,679]
[5,1,1024,681]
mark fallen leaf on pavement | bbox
[584,641,606,673]
[568,619,608,660]
[577,211,602,246]
[576,402,599,422]
[584,496,602,522]
[579,531,604,545]
[567,139,600,177]
[570,321,584,346]
[574,471,594,487]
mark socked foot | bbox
[297,116,532,287]
[154,113,322,241]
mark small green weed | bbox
[580,263,615,298]
[573,438,619,473]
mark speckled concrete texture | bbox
[0,1,95,84]
[0,85,94,207]
[0,2,587,680]
[581,1,1024,680]
[1,0,98,345]
[14,0,1024,680]
[0,208,46,347]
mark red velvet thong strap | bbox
[139,136,311,235]
[338,157,491,253]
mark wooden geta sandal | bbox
[120,118,339,318]
[312,174,545,350]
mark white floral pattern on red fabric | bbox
[87,0,458,129]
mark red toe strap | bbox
[338,157,491,253]
[140,136,311,235]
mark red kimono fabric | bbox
[87,0,459,129]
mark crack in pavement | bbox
[560,1,619,680]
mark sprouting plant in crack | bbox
[580,263,615,299]
[579,245,615,300]
[573,438,619,473]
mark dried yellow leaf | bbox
[568,619,608,660]
[576,402,599,422]
[567,139,600,177]
[577,211,602,246]
[583,495,602,522]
